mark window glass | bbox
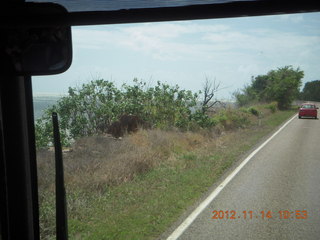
[33,12,320,239]
[302,104,315,108]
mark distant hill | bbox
[33,95,61,119]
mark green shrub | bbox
[264,101,278,113]
[247,107,260,116]
[35,79,202,147]
[213,109,250,130]
[228,110,251,129]
[189,111,218,130]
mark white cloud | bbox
[72,29,119,49]
[121,22,229,38]
[48,16,320,99]
[73,21,319,64]
[72,23,231,59]
[277,14,304,23]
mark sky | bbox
[32,12,320,100]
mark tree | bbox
[251,75,270,101]
[234,66,304,109]
[264,66,303,109]
[201,77,224,114]
[233,84,259,107]
[300,80,320,101]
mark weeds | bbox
[264,101,278,113]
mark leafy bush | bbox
[213,109,250,130]
[189,110,218,129]
[233,89,257,107]
[247,107,260,116]
[264,101,278,113]
[35,79,200,148]
[227,110,251,129]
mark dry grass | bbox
[37,105,269,194]
[37,105,287,239]
[37,129,213,238]
[37,129,210,194]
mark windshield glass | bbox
[302,104,316,108]
[33,12,320,240]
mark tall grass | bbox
[38,129,209,238]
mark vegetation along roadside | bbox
[36,66,302,239]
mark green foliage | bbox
[138,81,198,129]
[247,107,260,116]
[213,109,250,130]
[233,86,257,107]
[300,80,320,101]
[264,66,303,109]
[35,75,286,149]
[35,79,200,148]
[189,110,218,129]
[233,91,249,107]
[36,80,123,148]
[264,101,278,113]
[35,118,52,149]
[234,66,304,109]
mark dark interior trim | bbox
[68,0,320,26]
[1,0,320,27]
[0,76,39,240]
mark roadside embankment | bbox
[37,104,296,239]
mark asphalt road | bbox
[168,105,320,240]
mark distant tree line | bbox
[299,80,320,102]
[233,66,304,109]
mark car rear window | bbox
[301,104,315,109]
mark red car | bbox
[298,103,318,119]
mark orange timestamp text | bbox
[211,210,308,220]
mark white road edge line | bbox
[166,114,298,240]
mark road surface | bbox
[166,105,320,240]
